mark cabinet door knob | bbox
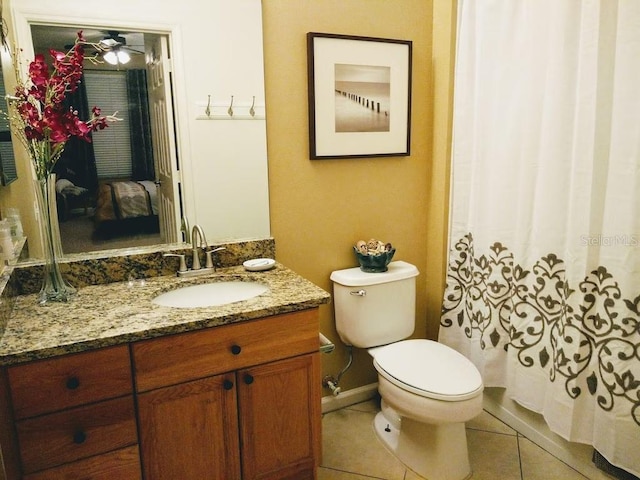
[244,374,254,385]
[72,430,87,444]
[223,379,234,390]
[66,376,80,390]
[230,344,242,355]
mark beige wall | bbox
[262,0,457,392]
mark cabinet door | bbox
[138,374,241,480]
[238,353,321,480]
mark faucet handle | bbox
[205,247,226,269]
[163,253,187,273]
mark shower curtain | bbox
[439,1,640,476]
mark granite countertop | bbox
[0,263,330,366]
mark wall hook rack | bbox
[196,96,265,120]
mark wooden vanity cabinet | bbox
[4,345,141,480]
[133,309,322,480]
[0,308,322,479]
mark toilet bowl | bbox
[369,339,483,480]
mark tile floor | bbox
[319,399,615,480]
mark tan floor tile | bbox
[320,402,616,480]
[519,437,589,480]
[318,466,382,479]
[467,429,521,480]
[467,410,518,436]
[322,407,407,480]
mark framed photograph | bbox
[307,32,412,159]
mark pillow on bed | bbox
[56,179,75,194]
[56,179,88,196]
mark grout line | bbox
[517,434,525,480]
[517,435,592,479]
[466,425,519,436]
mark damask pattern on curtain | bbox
[127,69,155,181]
[439,1,640,476]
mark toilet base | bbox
[373,410,472,480]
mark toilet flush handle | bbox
[350,289,366,296]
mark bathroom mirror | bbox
[4,0,271,263]
[25,25,180,256]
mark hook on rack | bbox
[227,95,234,117]
[249,96,256,117]
[205,95,211,117]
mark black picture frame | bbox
[307,32,412,159]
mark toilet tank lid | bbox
[330,261,419,286]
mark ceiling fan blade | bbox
[122,45,145,55]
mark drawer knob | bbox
[66,376,80,390]
[223,379,234,390]
[244,374,254,385]
[230,344,242,355]
[73,430,87,444]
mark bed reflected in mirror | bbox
[57,179,161,254]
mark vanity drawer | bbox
[8,345,132,419]
[16,395,138,474]
[133,309,319,392]
[23,445,142,480]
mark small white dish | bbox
[243,258,276,272]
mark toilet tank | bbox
[330,261,419,348]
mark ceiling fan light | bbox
[103,50,118,65]
[117,50,131,64]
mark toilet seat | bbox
[371,339,483,401]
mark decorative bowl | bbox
[353,246,396,273]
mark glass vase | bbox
[34,174,76,304]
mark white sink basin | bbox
[152,281,269,308]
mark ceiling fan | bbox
[93,31,145,65]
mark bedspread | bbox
[94,180,158,226]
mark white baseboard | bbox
[322,382,378,414]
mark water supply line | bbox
[322,345,354,397]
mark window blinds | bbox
[84,71,132,179]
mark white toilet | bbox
[330,261,483,480]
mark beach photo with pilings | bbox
[334,64,390,133]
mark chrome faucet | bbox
[191,224,208,270]
[164,225,226,277]
[163,224,227,277]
